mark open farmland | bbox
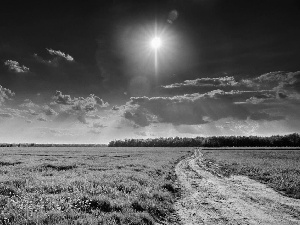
[201,148,300,199]
[0,147,192,224]
[175,148,300,224]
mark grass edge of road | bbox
[201,149,300,199]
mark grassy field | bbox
[0,147,192,224]
[202,148,300,199]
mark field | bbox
[1,147,299,225]
[0,147,192,224]
[202,148,300,199]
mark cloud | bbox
[53,91,74,105]
[163,71,300,99]
[37,116,47,122]
[51,91,109,123]
[88,129,102,135]
[92,122,107,128]
[1,108,27,118]
[0,85,15,105]
[48,129,75,137]
[28,109,39,116]
[46,48,74,61]
[123,109,152,127]
[125,89,286,126]
[53,91,109,111]
[163,76,238,89]
[43,105,58,116]
[241,71,300,98]
[248,112,285,121]
[86,114,102,119]
[0,113,13,118]
[19,99,39,108]
[33,53,53,65]
[134,131,147,136]
[77,115,88,124]
[111,105,119,111]
[20,100,57,117]
[4,60,30,73]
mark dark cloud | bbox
[53,91,74,105]
[123,109,152,127]
[77,115,88,124]
[37,116,47,122]
[0,85,15,105]
[4,60,29,73]
[125,88,290,126]
[278,92,288,99]
[249,112,285,121]
[127,90,250,126]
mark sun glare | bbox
[151,37,162,50]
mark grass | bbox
[0,147,192,224]
[202,148,300,199]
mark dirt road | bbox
[175,148,300,225]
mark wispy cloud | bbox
[33,53,53,65]
[241,71,300,99]
[4,60,29,73]
[163,76,238,89]
[46,48,74,61]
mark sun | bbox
[151,37,162,50]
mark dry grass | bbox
[0,147,192,224]
[202,149,300,199]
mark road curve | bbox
[175,148,300,225]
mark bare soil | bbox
[175,148,300,225]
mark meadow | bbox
[0,147,192,224]
[202,148,300,199]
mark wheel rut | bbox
[175,148,300,225]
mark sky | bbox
[0,0,300,143]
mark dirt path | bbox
[175,148,300,225]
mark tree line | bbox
[0,143,107,147]
[108,133,300,147]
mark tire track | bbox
[175,148,300,225]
